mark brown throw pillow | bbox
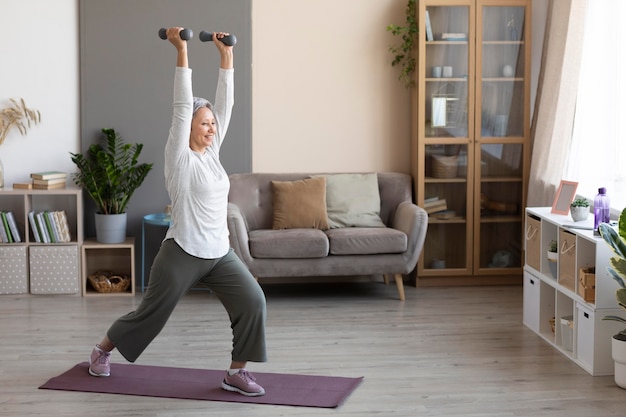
[271,177,329,230]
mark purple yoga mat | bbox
[39,362,363,408]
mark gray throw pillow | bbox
[322,173,385,228]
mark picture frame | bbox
[551,180,578,215]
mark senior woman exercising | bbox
[87,27,267,397]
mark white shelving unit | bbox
[0,187,83,295]
[523,207,622,375]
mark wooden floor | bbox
[2,280,626,417]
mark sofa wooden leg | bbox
[394,274,405,301]
[383,274,390,285]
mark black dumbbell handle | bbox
[158,28,193,41]
[199,31,237,46]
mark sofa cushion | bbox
[249,229,329,258]
[325,227,407,255]
[271,177,329,230]
[321,173,385,228]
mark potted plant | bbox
[386,0,417,89]
[599,208,626,388]
[70,128,153,243]
[570,198,590,222]
[547,239,558,278]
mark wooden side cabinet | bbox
[0,187,83,295]
[81,237,135,297]
[413,0,531,285]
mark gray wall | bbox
[80,0,252,281]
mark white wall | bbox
[0,0,79,186]
[252,0,411,173]
[1,0,545,185]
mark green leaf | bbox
[70,128,153,214]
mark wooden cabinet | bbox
[413,0,531,285]
[0,187,83,294]
[81,238,135,297]
[523,207,623,376]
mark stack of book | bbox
[0,211,21,243]
[13,171,68,190]
[28,210,72,243]
[424,197,448,214]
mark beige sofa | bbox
[227,172,428,300]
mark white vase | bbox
[612,336,626,389]
[95,212,127,244]
[570,206,589,222]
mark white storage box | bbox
[0,245,29,294]
[29,245,79,294]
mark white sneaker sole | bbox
[88,355,110,377]
[221,380,265,397]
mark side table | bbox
[142,213,171,292]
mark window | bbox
[565,0,626,210]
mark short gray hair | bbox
[192,97,213,116]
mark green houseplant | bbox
[70,128,153,243]
[599,208,626,388]
[547,239,558,277]
[570,198,590,222]
[386,0,418,89]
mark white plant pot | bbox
[95,212,127,244]
[570,206,590,222]
[612,336,626,389]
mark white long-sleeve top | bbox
[163,66,234,259]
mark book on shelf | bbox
[1,212,13,243]
[5,211,21,242]
[441,32,467,41]
[36,212,51,243]
[53,211,72,242]
[32,182,67,190]
[27,210,71,243]
[30,171,67,180]
[424,198,448,214]
[28,211,41,243]
[425,10,434,41]
[32,177,67,186]
[13,182,33,189]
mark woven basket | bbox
[88,270,131,293]
[432,155,458,178]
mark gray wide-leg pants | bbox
[107,239,267,363]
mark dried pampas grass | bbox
[0,98,41,146]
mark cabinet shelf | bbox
[524,207,623,376]
[414,1,530,283]
[0,187,83,295]
[483,40,524,45]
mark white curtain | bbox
[564,0,626,211]
[527,0,588,207]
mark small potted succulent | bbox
[570,198,590,222]
[547,239,558,278]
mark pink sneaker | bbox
[221,369,265,396]
[88,347,111,377]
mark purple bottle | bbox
[594,187,610,229]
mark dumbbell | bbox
[158,28,193,41]
[199,31,237,46]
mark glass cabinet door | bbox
[418,3,473,276]
[475,3,528,273]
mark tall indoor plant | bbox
[386,0,418,89]
[599,208,626,388]
[70,128,153,243]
